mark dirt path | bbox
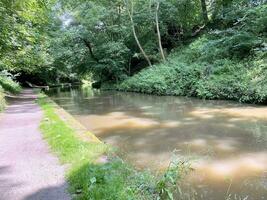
[0,89,70,200]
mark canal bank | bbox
[38,93,190,200]
[47,86,267,200]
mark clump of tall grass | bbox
[156,155,193,200]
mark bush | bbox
[118,51,267,103]
[0,75,21,94]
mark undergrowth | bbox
[38,95,191,200]
[0,73,21,111]
[0,74,21,94]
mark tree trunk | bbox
[200,0,209,24]
[155,2,166,61]
[123,0,152,67]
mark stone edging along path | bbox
[47,97,101,144]
[0,89,71,200]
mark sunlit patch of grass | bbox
[38,96,113,198]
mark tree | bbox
[155,1,166,61]
[200,0,209,23]
[0,0,54,74]
[123,0,152,67]
[0,0,210,84]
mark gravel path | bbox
[0,89,71,200]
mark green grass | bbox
[0,86,5,111]
[0,75,21,111]
[38,95,191,200]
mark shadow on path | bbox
[24,183,70,200]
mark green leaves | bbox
[0,0,54,75]
[117,3,267,104]
[43,0,208,83]
[0,74,22,94]
[1,0,266,98]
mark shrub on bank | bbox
[117,51,267,103]
[0,74,22,111]
[0,75,21,94]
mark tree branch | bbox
[82,38,99,63]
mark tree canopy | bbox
[0,0,266,86]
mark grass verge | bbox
[37,94,191,200]
[0,86,5,111]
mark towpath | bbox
[0,89,70,200]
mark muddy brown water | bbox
[47,87,267,200]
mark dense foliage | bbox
[116,2,267,103]
[1,0,266,102]
[0,0,54,97]
[0,0,228,82]
[0,74,21,94]
[0,73,21,110]
[0,0,54,74]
